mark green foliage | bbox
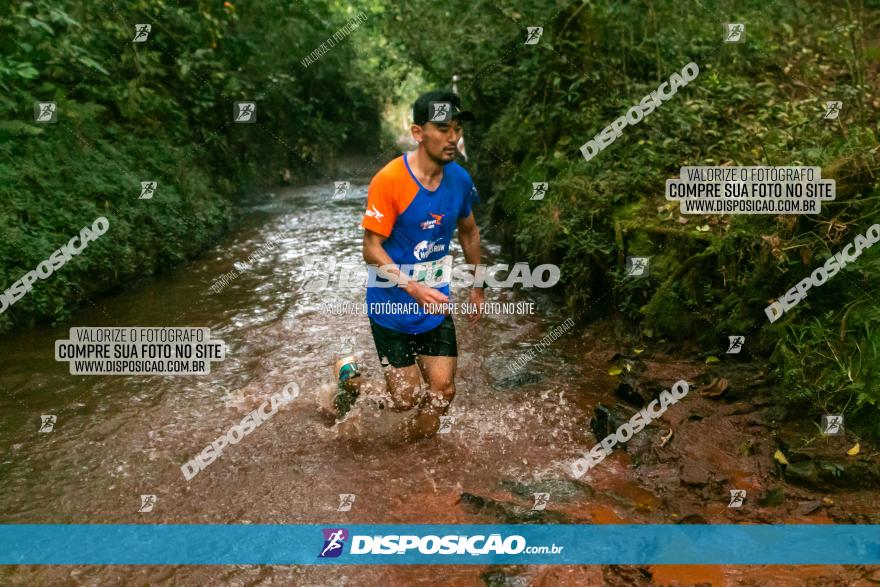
[0,0,391,331]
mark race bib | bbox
[412,255,452,287]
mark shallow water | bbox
[0,180,872,585]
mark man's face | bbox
[413,119,463,164]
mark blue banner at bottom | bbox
[0,524,878,565]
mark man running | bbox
[335,90,484,439]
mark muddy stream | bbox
[0,178,877,586]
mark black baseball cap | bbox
[412,90,475,126]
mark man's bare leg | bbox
[406,355,456,439]
[327,355,456,442]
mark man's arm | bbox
[362,229,449,308]
[457,212,485,322]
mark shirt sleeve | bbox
[362,173,398,237]
[459,176,478,219]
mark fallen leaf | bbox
[774,449,790,465]
[677,216,688,224]
[698,377,729,398]
[608,367,622,376]
[705,356,720,364]
[696,224,710,232]
[659,428,673,448]
[633,347,645,355]
[846,442,860,456]
[822,497,834,505]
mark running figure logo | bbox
[133,24,151,42]
[319,528,349,558]
[234,102,257,123]
[337,336,356,355]
[532,493,550,511]
[298,255,334,293]
[724,23,745,43]
[438,416,454,434]
[821,414,844,436]
[35,102,57,123]
[333,181,350,200]
[525,27,543,45]
[430,102,451,123]
[39,415,57,433]
[530,182,548,201]
[138,494,157,513]
[337,493,356,512]
[824,101,842,120]
[625,256,650,277]
[727,336,745,354]
[728,489,746,508]
[140,181,157,200]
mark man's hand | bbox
[457,212,483,323]
[467,287,485,322]
[405,281,450,313]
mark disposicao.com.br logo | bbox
[317,528,563,557]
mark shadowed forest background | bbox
[1,0,878,444]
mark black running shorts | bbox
[369,315,458,368]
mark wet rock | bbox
[758,486,785,507]
[639,463,679,486]
[603,565,654,586]
[591,404,629,441]
[679,462,711,487]
[498,478,593,502]
[627,428,658,466]
[795,500,824,515]
[458,492,572,524]
[613,374,652,407]
[782,459,880,490]
[783,461,822,488]
[481,568,530,587]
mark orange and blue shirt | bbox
[362,153,477,334]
